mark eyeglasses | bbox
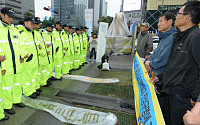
[177,12,187,15]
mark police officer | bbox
[53,21,65,80]
[83,26,89,64]
[42,23,56,81]
[33,17,51,88]
[68,26,75,71]
[20,17,40,99]
[0,7,29,115]
[73,28,81,70]
[62,24,71,74]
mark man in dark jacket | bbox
[151,1,200,125]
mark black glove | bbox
[26,54,33,62]
[65,48,68,51]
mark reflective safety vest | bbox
[78,34,84,52]
[34,28,49,66]
[69,33,75,55]
[42,29,55,62]
[62,31,71,57]
[82,32,88,51]
[73,33,80,54]
[0,20,25,75]
[52,29,65,59]
[20,27,39,69]
[15,25,26,33]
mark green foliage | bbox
[41,17,55,28]
[24,12,33,18]
[98,16,113,26]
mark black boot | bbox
[33,91,40,96]
[4,108,15,114]
[36,88,42,92]
[14,102,25,108]
[0,115,9,121]
[28,93,37,99]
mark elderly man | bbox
[136,23,153,59]
[151,1,200,124]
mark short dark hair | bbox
[159,12,176,26]
[183,1,200,24]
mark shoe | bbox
[28,93,37,99]
[0,115,9,121]
[14,102,25,108]
[36,88,42,92]
[5,108,15,114]
[49,76,57,81]
[85,62,88,64]
[47,80,52,85]
[33,91,40,96]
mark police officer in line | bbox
[0,7,29,116]
[33,17,51,88]
[42,23,56,81]
[20,17,40,99]
[53,21,65,80]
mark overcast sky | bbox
[35,0,122,19]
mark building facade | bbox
[51,0,88,27]
[145,0,189,31]
[0,0,35,22]
[88,0,107,30]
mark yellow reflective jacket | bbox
[52,29,65,59]
[34,28,49,66]
[20,27,39,69]
[0,20,26,75]
[73,33,80,54]
[42,29,55,63]
[82,32,88,51]
[62,31,71,57]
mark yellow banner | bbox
[132,52,165,125]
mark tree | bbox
[24,12,33,18]
[41,17,55,28]
[98,16,113,26]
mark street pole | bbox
[161,0,164,14]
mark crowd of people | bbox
[0,7,90,121]
[136,1,200,125]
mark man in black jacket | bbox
[151,1,200,125]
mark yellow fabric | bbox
[133,52,165,125]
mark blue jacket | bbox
[148,27,177,83]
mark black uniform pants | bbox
[163,93,192,125]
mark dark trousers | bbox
[90,48,96,59]
[162,93,192,125]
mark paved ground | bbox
[0,54,134,125]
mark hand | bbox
[1,70,6,75]
[183,110,197,125]
[0,55,6,62]
[46,44,50,48]
[64,47,66,50]
[145,60,152,71]
[47,51,50,55]
[191,102,200,115]
[24,53,29,58]
[145,55,149,60]
[39,45,42,50]
[150,76,159,83]
[191,98,196,107]
[20,59,24,63]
